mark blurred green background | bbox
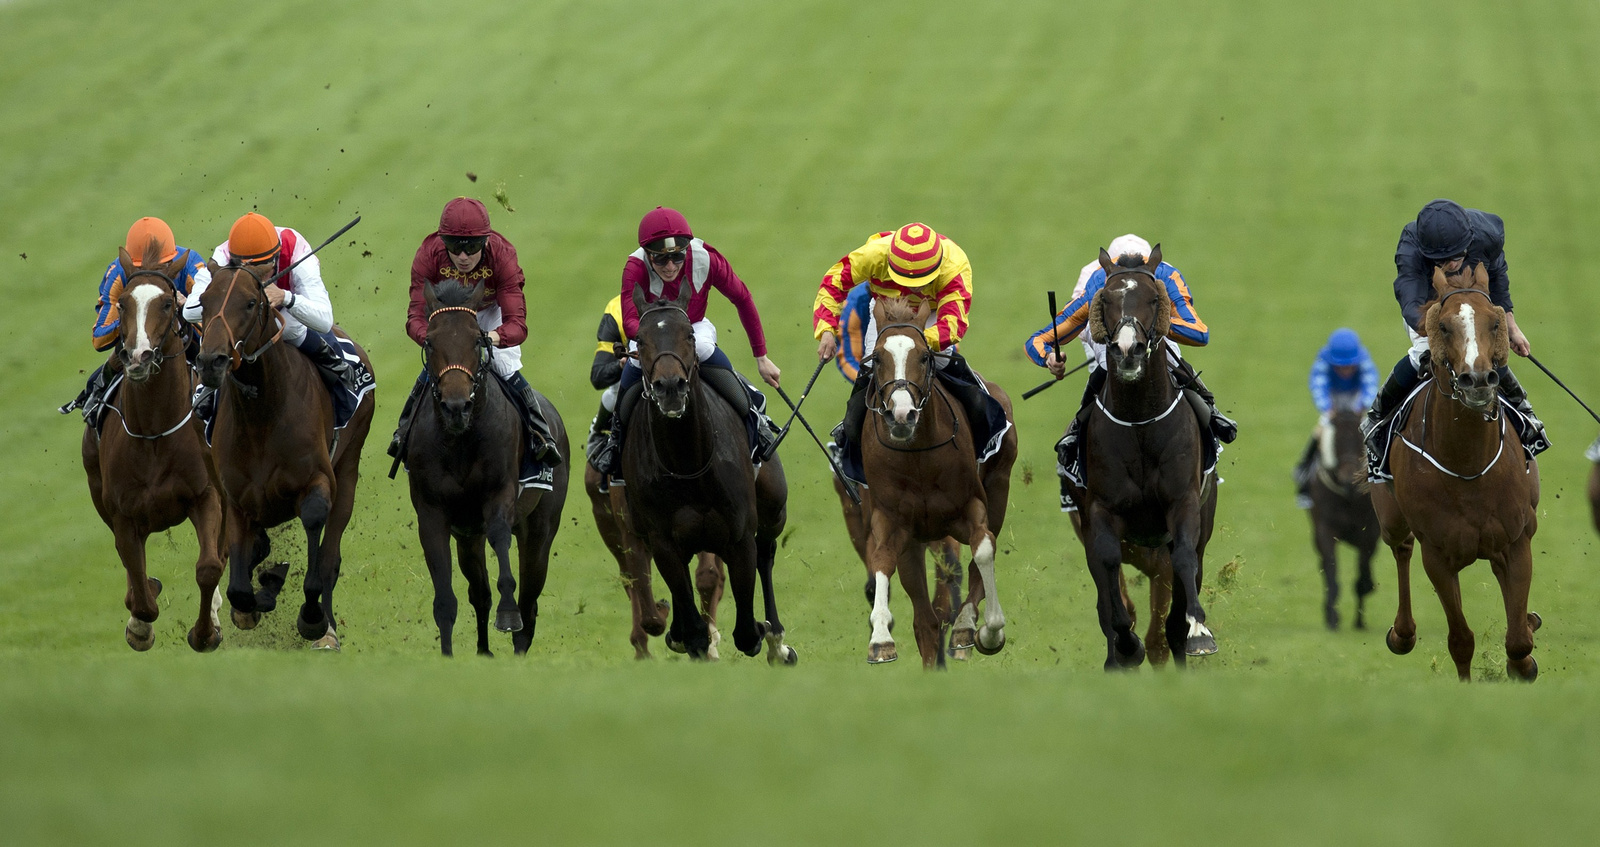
[4,0,1600,843]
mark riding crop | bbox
[773,357,829,449]
[1527,354,1600,426]
[263,216,362,288]
[1022,289,1084,400]
[773,381,862,506]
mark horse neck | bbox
[1419,383,1504,470]
[1100,356,1176,421]
[643,378,715,475]
[901,381,959,451]
[224,342,305,420]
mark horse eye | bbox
[246,299,258,309]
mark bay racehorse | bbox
[82,239,225,652]
[860,297,1017,668]
[405,280,568,657]
[1071,246,1219,670]
[196,261,374,651]
[620,283,795,664]
[1372,263,1541,681]
[1308,408,1378,630]
[584,463,728,659]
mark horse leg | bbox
[1086,509,1141,670]
[250,529,287,615]
[894,543,941,669]
[512,516,553,658]
[965,501,1006,656]
[1386,535,1418,654]
[1490,539,1537,682]
[694,553,725,660]
[313,454,363,650]
[865,510,907,664]
[224,505,260,621]
[185,489,225,653]
[1143,548,1173,667]
[950,553,980,657]
[295,482,336,648]
[656,545,710,658]
[485,499,523,634]
[1354,540,1377,631]
[590,470,649,658]
[457,535,493,657]
[113,517,160,652]
[1167,500,1215,663]
[1313,517,1341,630]
[721,537,762,658]
[1417,544,1474,680]
[613,486,666,638]
[416,506,458,657]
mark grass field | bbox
[5,0,1600,843]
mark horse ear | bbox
[1471,261,1490,292]
[422,281,439,310]
[1430,265,1450,297]
[1151,284,1172,339]
[161,248,187,280]
[1097,247,1115,275]
[1491,306,1510,366]
[1147,243,1162,270]
[912,297,932,326]
[1421,302,1441,339]
[468,279,487,309]
[1087,290,1108,343]
[117,247,135,280]
[673,277,694,310]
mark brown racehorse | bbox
[860,298,1018,668]
[1070,246,1220,670]
[1308,408,1378,630]
[82,239,225,652]
[1372,262,1541,681]
[195,261,374,651]
[585,464,727,659]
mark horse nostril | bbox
[1486,370,1500,387]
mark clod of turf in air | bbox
[493,182,514,212]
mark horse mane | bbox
[434,280,478,308]
[879,296,920,323]
[1113,253,1145,269]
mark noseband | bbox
[423,305,491,411]
[203,263,285,370]
[1104,270,1162,362]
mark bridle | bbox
[118,267,191,374]
[867,323,958,452]
[1430,287,1501,422]
[202,263,284,370]
[423,305,491,412]
[633,301,713,479]
[1102,270,1164,363]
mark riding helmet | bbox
[887,222,944,286]
[439,197,493,237]
[638,206,692,251]
[1106,233,1152,264]
[1322,327,1364,367]
[227,213,281,264]
[1415,199,1473,260]
[124,217,177,267]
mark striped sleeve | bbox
[839,297,867,381]
[925,271,971,351]
[1309,357,1332,413]
[92,261,124,351]
[813,255,853,339]
[1026,282,1098,366]
[1162,268,1208,346]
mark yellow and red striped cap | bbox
[886,222,943,286]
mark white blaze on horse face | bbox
[1115,322,1138,356]
[883,334,916,423]
[1456,303,1480,371]
[128,283,164,358]
[869,572,893,646]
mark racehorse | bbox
[1308,408,1377,630]
[859,297,1017,668]
[405,281,569,657]
[584,463,726,659]
[1372,263,1541,681]
[81,239,225,652]
[620,282,795,664]
[1071,246,1219,670]
[195,261,374,651]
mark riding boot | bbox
[935,352,999,455]
[702,366,778,463]
[61,360,113,416]
[295,332,359,394]
[1362,354,1421,438]
[1496,366,1548,449]
[504,371,562,466]
[1172,357,1237,444]
[586,401,614,468]
[387,370,428,459]
[599,381,643,477]
[838,363,873,448]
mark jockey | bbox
[183,213,366,419]
[61,217,209,417]
[1294,328,1378,507]
[593,206,782,476]
[816,223,1002,480]
[1025,234,1237,443]
[389,197,560,465]
[1363,199,1545,450]
[833,282,872,382]
[583,294,628,475]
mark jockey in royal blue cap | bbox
[1295,328,1378,507]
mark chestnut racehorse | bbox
[82,239,225,652]
[1373,263,1541,681]
[860,297,1017,668]
[196,261,374,651]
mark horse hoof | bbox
[1354,613,1368,631]
[781,646,799,666]
[494,608,524,633]
[975,626,1005,656]
[867,642,898,664]
[1324,608,1340,631]
[949,646,972,662]
[311,629,340,652]
[253,590,278,614]
[295,608,328,641]
[226,588,256,615]
[1114,636,1146,669]
[187,626,222,653]
[1528,611,1543,632]
[1184,634,1218,656]
[230,607,261,630]
[665,632,688,654]
[148,577,163,597]
[124,618,155,652]
[1385,626,1416,655]
[949,628,976,651]
[1509,656,1538,682]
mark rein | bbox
[203,263,285,371]
[1399,378,1507,481]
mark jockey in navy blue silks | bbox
[1363,200,1545,450]
[1295,328,1378,507]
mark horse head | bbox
[114,238,187,383]
[1321,408,1370,493]
[1423,262,1508,415]
[633,279,696,418]
[423,279,491,435]
[1089,244,1170,383]
[195,260,281,388]
[869,296,934,443]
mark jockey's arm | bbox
[1161,268,1208,346]
[1026,289,1094,370]
[708,248,779,386]
[813,253,855,361]
[279,253,333,333]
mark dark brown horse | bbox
[195,261,374,651]
[1070,246,1219,670]
[859,298,1017,668]
[82,239,225,652]
[404,281,568,657]
[1373,263,1541,681]
[584,463,726,659]
[620,283,795,663]
[1308,408,1378,630]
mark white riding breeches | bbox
[1405,321,1430,368]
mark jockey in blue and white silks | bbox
[1295,328,1377,507]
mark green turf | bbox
[5,0,1600,842]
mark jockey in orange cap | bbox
[60,217,210,419]
[183,213,373,423]
[815,223,1009,483]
